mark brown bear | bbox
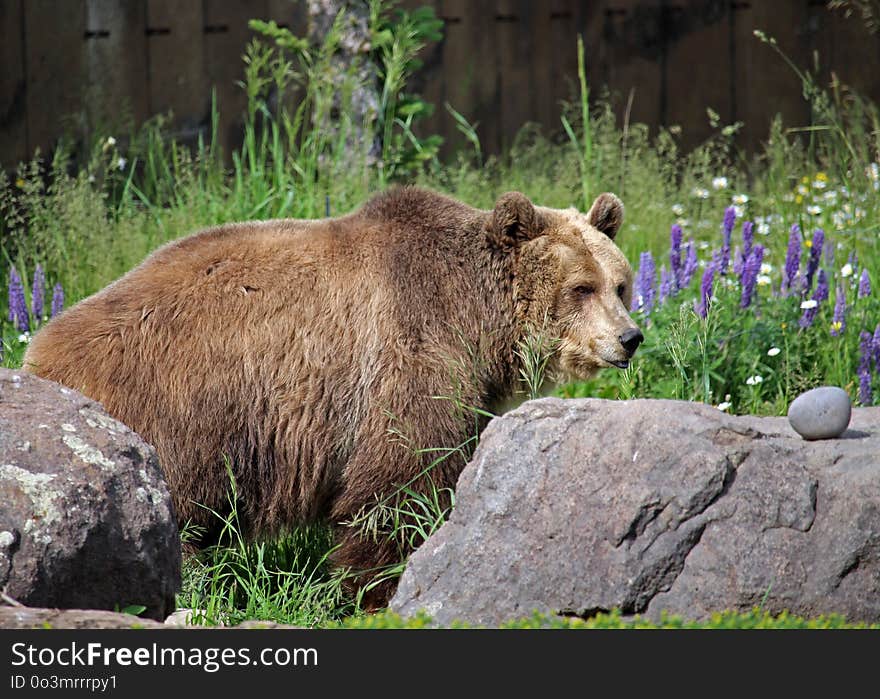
[23,186,643,606]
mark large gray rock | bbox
[390,397,880,626]
[0,369,180,621]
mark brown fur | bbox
[23,186,641,606]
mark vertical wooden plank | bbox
[439,0,478,155]
[496,0,533,151]
[398,0,446,144]
[530,0,602,138]
[576,0,604,117]
[814,2,880,108]
[146,0,206,138]
[732,0,812,153]
[664,0,733,150]
[203,0,269,155]
[0,0,27,167]
[469,2,501,157]
[24,0,87,157]
[530,2,555,131]
[601,0,665,133]
[85,0,149,130]
[441,0,498,157]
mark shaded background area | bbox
[2,0,880,168]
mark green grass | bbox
[337,608,880,629]
[1,4,878,627]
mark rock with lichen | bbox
[0,369,179,621]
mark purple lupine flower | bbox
[632,251,656,314]
[782,224,801,295]
[694,262,716,319]
[51,283,64,318]
[873,323,880,370]
[735,221,755,278]
[7,267,20,322]
[7,267,29,333]
[741,221,754,261]
[669,224,683,291]
[815,268,830,301]
[858,269,871,298]
[681,240,698,289]
[830,284,847,337]
[804,228,824,293]
[858,330,873,405]
[658,265,673,305]
[798,268,829,328]
[31,264,45,323]
[739,244,764,309]
[720,207,736,275]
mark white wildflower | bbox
[746,375,763,386]
[671,203,685,216]
[757,274,771,286]
[760,263,773,274]
[117,157,127,171]
[767,347,781,357]
[806,205,822,215]
[717,401,732,412]
[841,263,853,278]
[712,176,728,190]
[732,193,749,205]
[800,299,818,309]
[692,187,710,199]
[757,222,770,235]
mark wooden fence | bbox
[2,0,879,168]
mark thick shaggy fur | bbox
[24,186,640,606]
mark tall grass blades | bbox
[178,462,353,627]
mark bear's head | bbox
[489,191,643,382]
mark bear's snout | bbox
[618,327,644,357]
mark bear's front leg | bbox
[330,522,407,610]
[328,389,471,609]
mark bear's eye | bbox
[573,285,595,298]
[617,284,626,299]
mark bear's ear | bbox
[489,191,543,246]
[587,192,624,239]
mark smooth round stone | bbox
[787,386,852,440]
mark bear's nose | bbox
[619,328,644,357]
